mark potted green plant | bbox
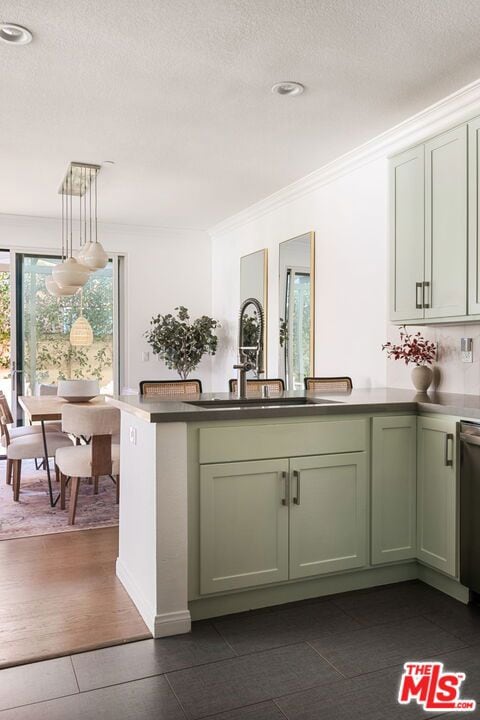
[144,306,220,380]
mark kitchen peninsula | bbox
[108,387,475,637]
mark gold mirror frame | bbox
[240,248,268,373]
[278,231,315,388]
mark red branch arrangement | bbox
[382,326,436,367]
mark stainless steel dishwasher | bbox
[460,421,480,596]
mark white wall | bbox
[211,158,389,391]
[0,214,213,392]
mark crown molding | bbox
[0,213,206,237]
[210,77,480,238]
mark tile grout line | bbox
[68,655,81,694]
[209,621,239,656]
[163,673,190,720]
[305,640,348,679]
[272,698,291,719]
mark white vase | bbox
[411,365,433,392]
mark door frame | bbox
[8,248,125,423]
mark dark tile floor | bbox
[0,580,479,719]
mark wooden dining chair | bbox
[139,379,203,396]
[0,415,73,501]
[0,391,61,485]
[228,378,285,395]
[55,404,120,525]
[304,376,353,392]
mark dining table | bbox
[18,394,107,507]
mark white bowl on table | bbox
[57,379,100,403]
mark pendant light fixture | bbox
[47,188,79,297]
[52,164,92,290]
[82,166,108,270]
[70,290,93,346]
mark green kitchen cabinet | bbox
[468,116,480,315]
[200,459,289,594]
[389,144,425,322]
[289,453,368,579]
[417,416,457,577]
[371,416,417,565]
[424,125,467,319]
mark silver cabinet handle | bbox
[416,282,423,309]
[293,469,301,505]
[445,433,454,467]
[281,470,289,506]
[423,281,430,309]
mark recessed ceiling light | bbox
[271,81,305,96]
[0,22,33,45]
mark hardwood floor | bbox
[0,526,150,668]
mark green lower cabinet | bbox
[289,453,368,579]
[417,416,457,577]
[200,459,289,594]
[371,416,417,565]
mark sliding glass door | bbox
[11,251,123,421]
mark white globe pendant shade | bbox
[52,257,90,289]
[77,241,93,267]
[70,315,93,346]
[82,241,108,270]
[45,275,78,297]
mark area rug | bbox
[0,460,119,540]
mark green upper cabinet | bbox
[468,117,480,315]
[200,459,289,594]
[424,125,467,319]
[417,416,457,577]
[289,453,368,579]
[389,122,469,323]
[390,145,425,322]
[371,416,417,565]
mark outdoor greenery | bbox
[23,261,113,389]
[145,306,220,380]
[0,272,10,371]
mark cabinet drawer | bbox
[199,419,367,464]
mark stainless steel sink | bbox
[186,397,342,409]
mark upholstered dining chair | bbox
[0,415,73,500]
[0,391,61,485]
[139,379,203,396]
[55,404,120,525]
[228,378,285,395]
[304,376,353,392]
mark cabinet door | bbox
[200,459,289,594]
[417,417,457,577]
[468,116,480,315]
[289,453,368,579]
[389,145,425,322]
[424,125,467,319]
[371,416,416,565]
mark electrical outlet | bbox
[461,338,473,363]
[129,426,137,445]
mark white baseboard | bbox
[154,610,191,637]
[116,559,191,637]
[116,558,156,635]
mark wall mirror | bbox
[240,249,268,376]
[278,232,315,390]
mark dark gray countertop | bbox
[106,387,480,423]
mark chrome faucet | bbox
[234,297,265,399]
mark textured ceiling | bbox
[2,0,480,230]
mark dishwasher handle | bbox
[460,432,480,447]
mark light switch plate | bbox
[462,351,473,363]
[129,426,137,445]
[142,351,149,362]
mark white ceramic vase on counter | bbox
[411,365,433,393]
